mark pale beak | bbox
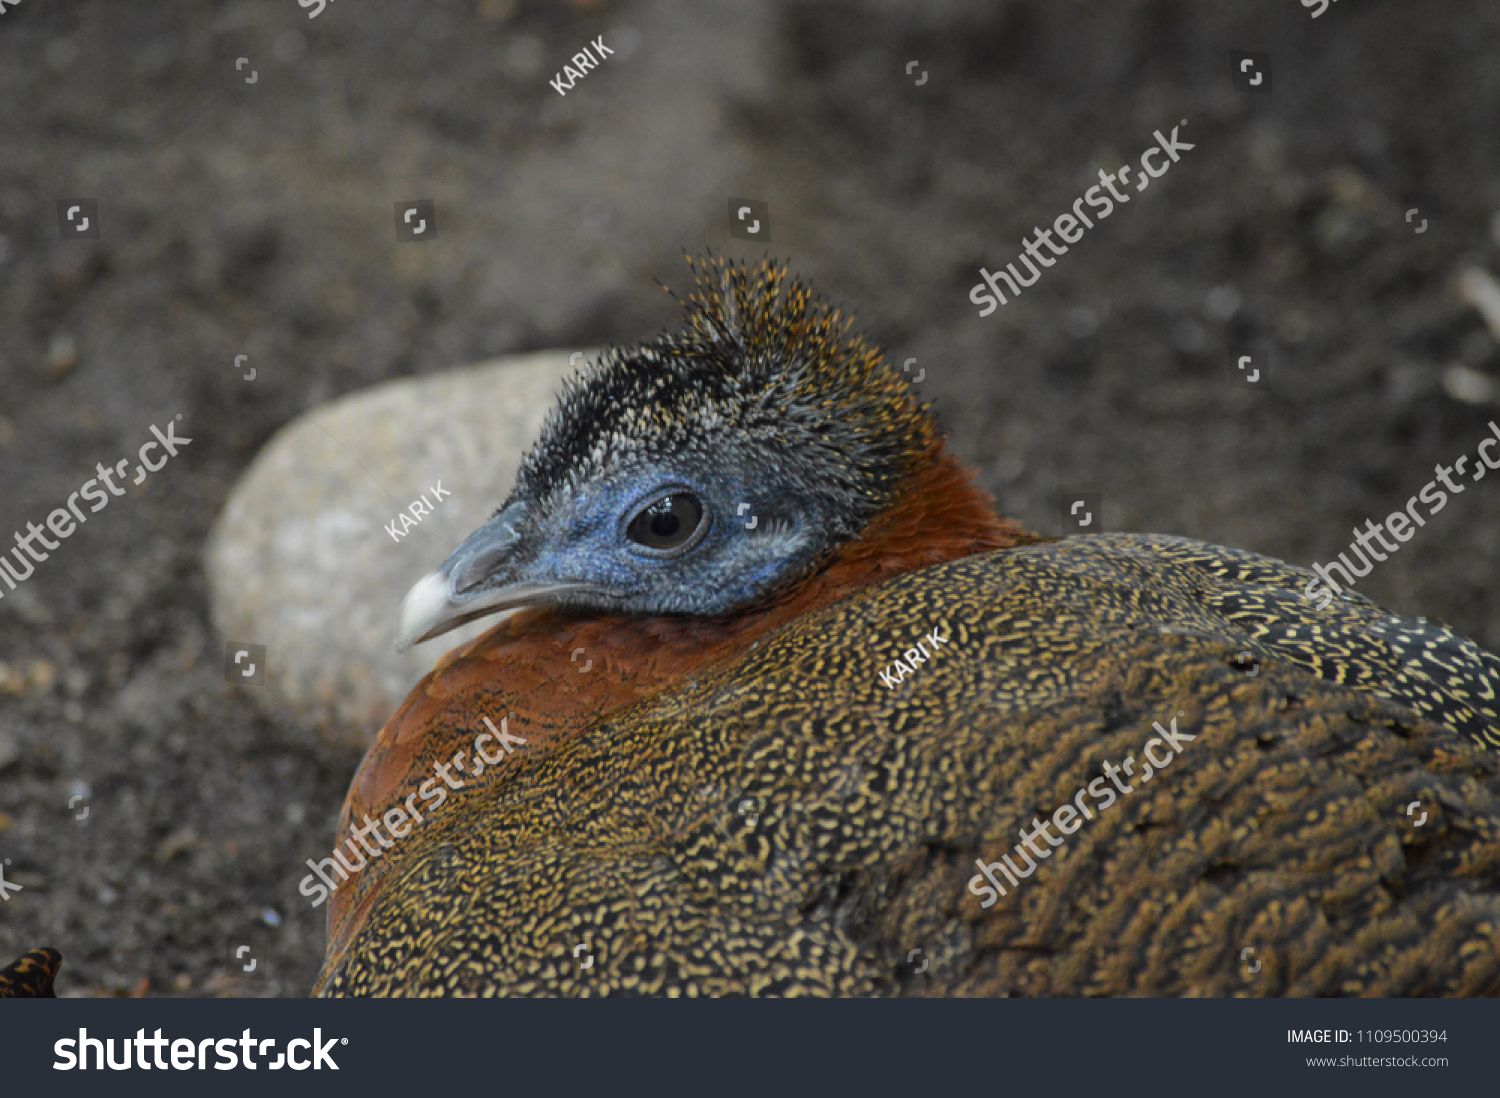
[393,503,592,651]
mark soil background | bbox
[1,0,1497,996]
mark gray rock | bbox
[206,350,590,746]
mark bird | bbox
[314,254,1500,997]
[0,947,62,997]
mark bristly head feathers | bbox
[512,254,938,525]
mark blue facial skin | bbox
[481,458,820,620]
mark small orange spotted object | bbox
[0,948,62,998]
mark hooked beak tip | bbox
[394,570,457,652]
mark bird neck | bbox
[796,440,1036,605]
[435,442,1034,705]
[481,441,1031,659]
[452,443,1031,686]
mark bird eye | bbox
[627,492,705,552]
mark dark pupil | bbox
[630,493,702,550]
[648,506,681,539]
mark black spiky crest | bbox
[506,254,938,539]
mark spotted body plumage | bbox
[317,257,1500,997]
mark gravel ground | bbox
[1,0,1497,997]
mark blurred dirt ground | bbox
[1,0,1498,996]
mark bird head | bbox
[395,255,941,651]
